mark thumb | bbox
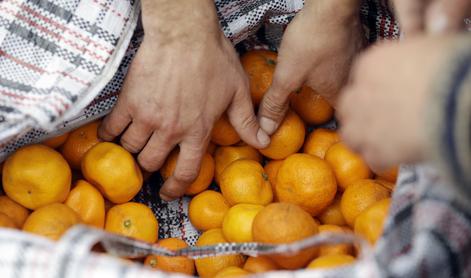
[227,85,270,149]
[426,0,471,33]
[257,59,304,135]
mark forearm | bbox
[426,34,471,193]
[141,0,221,44]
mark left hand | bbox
[392,0,471,36]
[337,36,452,170]
[257,0,364,135]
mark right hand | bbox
[392,0,471,36]
[257,0,364,135]
[337,36,453,170]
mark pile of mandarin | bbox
[0,50,397,278]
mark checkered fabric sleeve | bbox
[0,0,141,147]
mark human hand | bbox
[337,36,452,170]
[257,0,364,135]
[392,0,471,36]
[98,0,269,201]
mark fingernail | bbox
[260,117,277,134]
[257,129,271,147]
[428,13,448,33]
[159,192,173,202]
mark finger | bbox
[98,99,131,141]
[339,122,363,154]
[137,132,176,172]
[394,0,427,36]
[363,146,391,173]
[120,122,154,153]
[337,86,367,153]
[257,56,305,135]
[426,0,471,33]
[227,85,270,149]
[336,85,357,124]
[159,141,205,201]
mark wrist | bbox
[141,0,222,45]
[304,0,361,23]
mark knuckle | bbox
[239,114,257,131]
[137,155,161,172]
[191,120,210,141]
[120,137,141,153]
[174,168,199,184]
[101,121,120,137]
[135,109,160,127]
[136,113,158,129]
[161,128,181,144]
[160,119,182,139]
[263,94,288,115]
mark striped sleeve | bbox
[426,34,471,197]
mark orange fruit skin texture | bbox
[354,198,391,244]
[195,229,245,278]
[318,195,347,226]
[307,254,355,269]
[214,145,261,183]
[252,203,319,269]
[220,159,273,206]
[340,179,391,227]
[276,154,337,216]
[214,266,250,278]
[263,160,283,200]
[0,212,17,229]
[290,86,334,125]
[240,50,277,106]
[260,110,305,160]
[144,238,195,276]
[61,121,101,169]
[43,132,70,149]
[318,225,353,256]
[82,142,143,204]
[23,203,81,241]
[65,180,105,228]
[0,196,29,228]
[375,166,399,183]
[211,114,240,146]
[222,203,264,243]
[243,256,279,273]
[161,150,215,196]
[105,202,158,243]
[303,129,340,159]
[189,190,230,231]
[3,144,71,210]
[325,142,373,191]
